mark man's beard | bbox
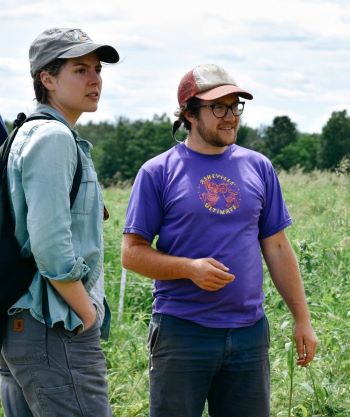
[196,117,239,148]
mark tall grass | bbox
[103,170,350,416]
[0,171,349,416]
[266,170,350,417]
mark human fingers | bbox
[296,336,317,367]
[189,258,234,290]
[191,271,234,291]
[207,258,231,272]
[207,259,235,281]
[190,258,234,280]
[295,335,306,365]
[302,338,317,366]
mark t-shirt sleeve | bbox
[123,167,163,243]
[258,164,292,240]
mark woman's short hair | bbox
[32,59,67,104]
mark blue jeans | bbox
[148,314,270,417]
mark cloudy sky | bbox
[0,0,349,133]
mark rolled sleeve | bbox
[49,256,90,282]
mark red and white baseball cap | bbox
[177,64,253,106]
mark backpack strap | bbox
[20,112,82,208]
[69,133,82,209]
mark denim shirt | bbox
[7,104,110,339]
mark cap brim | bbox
[195,84,253,101]
[59,43,119,63]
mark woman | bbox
[0,28,119,417]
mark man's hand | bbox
[122,234,235,291]
[294,320,318,366]
[261,231,317,367]
[188,258,235,291]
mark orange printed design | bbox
[13,319,24,332]
[198,174,241,215]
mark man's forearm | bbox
[268,250,310,322]
[261,232,311,323]
[122,238,190,280]
[121,234,235,291]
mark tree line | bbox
[78,109,350,186]
[6,109,350,186]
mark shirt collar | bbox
[34,103,93,148]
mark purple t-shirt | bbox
[124,143,291,328]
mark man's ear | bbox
[39,71,56,91]
[183,109,195,124]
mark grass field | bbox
[1,171,349,416]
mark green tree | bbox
[94,114,174,185]
[77,121,116,146]
[236,124,265,153]
[94,117,135,184]
[263,116,298,166]
[273,133,321,172]
[319,110,350,170]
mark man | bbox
[122,63,317,417]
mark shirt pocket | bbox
[71,165,97,215]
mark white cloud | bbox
[272,88,312,99]
[0,0,349,134]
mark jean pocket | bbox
[2,313,47,365]
[264,316,271,347]
[36,383,83,416]
[148,314,163,355]
[61,316,99,341]
[60,320,105,370]
[76,317,100,339]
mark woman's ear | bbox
[39,71,55,91]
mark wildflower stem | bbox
[287,338,294,417]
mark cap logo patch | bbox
[65,29,91,43]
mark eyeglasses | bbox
[194,101,245,118]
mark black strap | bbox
[70,143,82,208]
[15,112,54,128]
[20,112,82,207]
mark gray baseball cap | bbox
[29,27,119,76]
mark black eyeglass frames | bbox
[194,101,245,118]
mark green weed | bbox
[1,171,349,416]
